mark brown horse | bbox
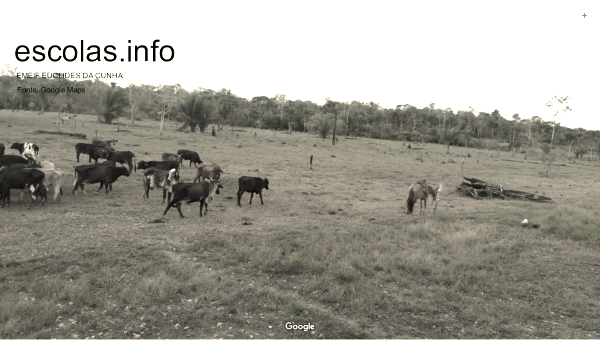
[406,183,438,214]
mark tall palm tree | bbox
[100,86,127,124]
[178,91,215,133]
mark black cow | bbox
[137,160,180,181]
[101,150,136,173]
[10,142,39,162]
[163,180,222,218]
[142,167,178,204]
[72,165,130,195]
[237,176,269,206]
[75,143,114,163]
[92,139,117,148]
[177,149,203,168]
[0,143,4,156]
[0,165,47,208]
[0,155,29,167]
[93,160,117,191]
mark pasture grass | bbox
[1,109,599,338]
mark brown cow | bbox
[193,164,223,183]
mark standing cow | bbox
[177,150,203,168]
[163,180,223,218]
[193,164,223,183]
[0,165,47,208]
[237,176,269,206]
[101,150,136,173]
[10,142,40,163]
[142,167,178,204]
[72,165,130,195]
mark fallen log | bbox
[458,176,551,202]
[34,130,87,139]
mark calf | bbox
[193,164,223,182]
[177,149,203,168]
[0,155,29,167]
[163,180,223,218]
[237,176,269,206]
[101,150,136,173]
[162,153,182,164]
[72,165,130,195]
[142,167,178,204]
[137,160,180,181]
[0,165,47,208]
[11,142,40,163]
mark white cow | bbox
[36,164,63,202]
[22,143,40,163]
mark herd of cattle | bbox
[0,140,270,218]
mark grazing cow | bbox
[92,139,117,148]
[193,164,223,183]
[176,149,203,168]
[72,165,130,195]
[61,116,71,124]
[0,165,47,208]
[75,143,114,163]
[0,143,4,156]
[237,177,269,206]
[162,153,182,164]
[10,142,40,163]
[137,160,180,180]
[163,180,223,218]
[142,167,178,204]
[101,150,136,173]
[0,155,29,167]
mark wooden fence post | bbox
[310,155,313,170]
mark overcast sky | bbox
[1,0,598,129]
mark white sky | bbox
[1,0,598,130]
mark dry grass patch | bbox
[1,110,600,338]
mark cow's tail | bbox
[73,170,79,192]
[133,156,137,173]
[406,185,415,214]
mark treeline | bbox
[1,66,598,156]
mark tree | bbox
[511,113,521,142]
[439,128,461,154]
[126,83,149,125]
[311,113,334,139]
[324,99,338,145]
[100,86,127,124]
[545,95,571,145]
[178,91,216,133]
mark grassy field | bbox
[1,109,600,339]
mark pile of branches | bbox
[458,177,552,202]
